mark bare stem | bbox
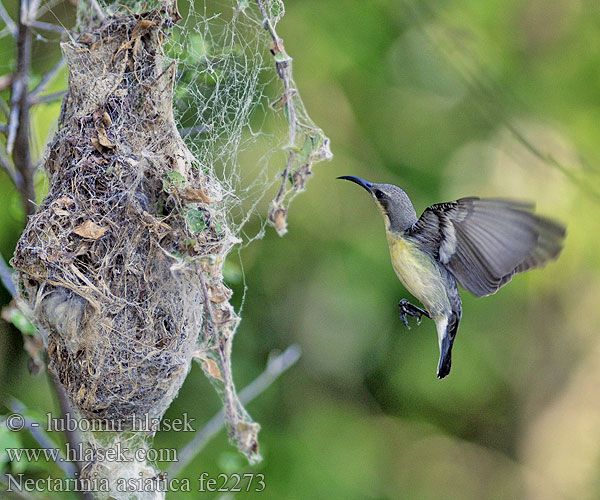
[168,345,301,477]
[26,20,66,33]
[0,253,16,297]
[9,0,36,216]
[7,398,78,478]
[31,57,66,97]
[87,0,106,22]
[29,90,66,105]
[0,2,16,37]
[255,0,298,206]
[1,256,91,500]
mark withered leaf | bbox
[95,123,115,148]
[270,208,288,236]
[207,284,232,303]
[101,112,111,127]
[180,187,220,204]
[203,359,223,381]
[73,220,109,239]
[91,137,103,153]
[52,196,76,215]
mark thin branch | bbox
[0,253,16,297]
[7,398,78,478]
[87,0,106,22]
[255,0,298,207]
[9,0,36,216]
[47,373,95,500]
[168,345,302,477]
[0,94,9,119]
[0,146,23,190]
[27,0,43,23]
[0,2,17,37]
[31,57,65,97]
[34,0,64,20]
[27,20,66,33]
[29,90,66,105]
[1,258,92,500]
[6,98,20,156]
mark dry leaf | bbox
[95,122,114,148]
[181,187,220,204]
[52,196,76,215]
[203,359,223,381]
[207,284,232,303]
[73,220,109,239]
[270,208,288,236]
[91,137,103,153]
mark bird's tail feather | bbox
[437,311,460,379]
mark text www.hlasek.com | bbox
[5,442,177,463]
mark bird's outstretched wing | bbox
[407,198,566,297]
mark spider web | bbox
[167,0,330,238]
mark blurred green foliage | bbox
[2,0,600,499]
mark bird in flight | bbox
[338,176,566,378]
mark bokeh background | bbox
[1,0,600,499]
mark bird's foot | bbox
[398,299,430,329]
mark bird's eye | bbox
[374,190,384,199]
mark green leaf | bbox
[6,309,37,336]
[163,171,187,192]
[274,52,289,63]
[0,424,22,473]
[297,135,314,164]
[186,209,207,234]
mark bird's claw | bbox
[398,299,428,329]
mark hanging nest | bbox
[12,9,240,430]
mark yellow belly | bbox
[386,232,451,316]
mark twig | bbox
[255,0,297,207]
[0,253,16,297]
[87,0,106,21]
[29,90,66,105]
[27,0,43,23]
[8,1,36,216]
[168,345,302,477]
[1,261,92,500]
[0,2,16,37]
[31,57,65,97]
[47,373,94,500]
[6,95,20,156]
[7,398,78,478]
[34,0,64,20]
[0,147,23,190]
[27,20,66,33]
[0,94,9,118]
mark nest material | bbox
[12,10,238,427]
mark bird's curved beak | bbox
[337,175,373,193]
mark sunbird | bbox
[338,176,566,378]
